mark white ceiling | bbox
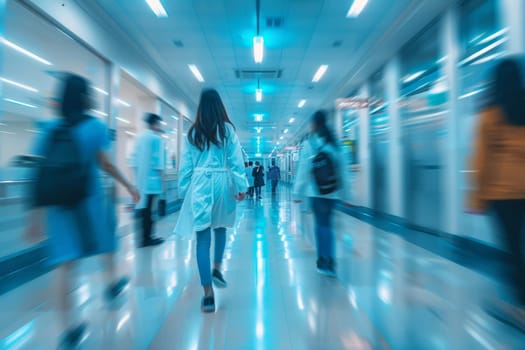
[81,0,458,154]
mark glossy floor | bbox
[0,190,524,349]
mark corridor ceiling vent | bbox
[145,0,168,18]
[332,40,343,48]
[346,0,369,18]
[265,17,283,28]
[253,0,264,63]
[234,69,282,80]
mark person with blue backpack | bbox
[25,74,140,348]
[293,110,351,277]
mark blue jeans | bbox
[196,227,227,286]
[311,197,336,260]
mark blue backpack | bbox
[310,141,339,195]
[33,116,93,207]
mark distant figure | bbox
[246,160,255,197]
[175,89,248,313]
[268,161,281,193]
[26,74,139,348]
[469,58,525,326]
[252,161,265,199]
[132,113,166,248]
[293,110,350,277]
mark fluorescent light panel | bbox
[289,117,295,123]
[312,65,328,82]
[118,99,131,107]
[283,129,289,134]
[253,36,264,63]
[91,109,108,117]
[0,77,38,92]
[256,88,263,102]
[0,38,52,65]
[188,64,204,82]
[347,0,369,18]
[480,27,509,45]
[403,70,425,83]
[125,131,136,136]
[254,114,263,122]
[298,99,306,108]
[4,98,36,108]
[145,0,168,17]
[94,87,108,95]
[117,117,130,124]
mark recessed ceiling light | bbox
[160,121,167,126]
[253,36,264,63]
[91,109,108,117]
[256,88,263,102]
[145,0,168,18]
[289,117,295,124]
[283,129,289,134]
[347,0,369,18]
[254,114,263,122]
[298,99,306,108]
[312,65,328,82]
[188,64,204,82]
[94,87,108,96]
[125,131,136,136]
[403,70,425,84]
[280,136,284,140]
[116,117,130,124]
[118,99,131,107]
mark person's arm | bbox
[226,127,249,198]
[178,137,194,198]
[98,151,139,203]
[293,142,311,202]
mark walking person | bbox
[268,161,281,194]
[25,74,140,348]
[132,113,166,248]
[293,110,351,277]
[175,89,248,313]
[252,161,265,199]
[245,161,255,198]
[469,58,525,330]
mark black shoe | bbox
[317,258,336,278]
[201,296,215,313]
[212,269,228,288]
[140,237,165,248]
[58,323,87,349]
[105,276,130,302]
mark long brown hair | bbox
[189,89,234,151]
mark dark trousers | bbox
[271,180,279,193]
[141,194,157,243]
[492,199,525,306]
[255,186,262,197]
[311,197,336,260]
[248,186,254,196]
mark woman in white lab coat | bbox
[175,89,248,313]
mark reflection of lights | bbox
[93,87,108,95]
[117,312,131,331]
[459,89,484,100]
[378,282,392,304]
[77,284,91,305]
[117,117,130,124]
[125,131,136,136]
[0,77,38,92]
[297,290,305,310]
[459,37,507,66]
[403,70,425,84]
[465,325,496,350]
[125,251,135,261]
[91,109,108,117]
[307,313,317,332]
[479,27,509,45]
[256,321,264,338]
[349,289,358,309]
[4,98,37,108]
[1,38,52,65]
[473,52,505,65]
[0,321,34,349]
[118,99,131,107]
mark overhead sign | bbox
[336,97,370,110]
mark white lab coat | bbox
[293,134,352,202]
[175,124,248,237]
[130,130,165,209]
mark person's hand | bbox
[236,192,246,201]
[127,185,141,203]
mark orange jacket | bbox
[469,107,525,211]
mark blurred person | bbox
[131,113,166,248]
[175,89,247,313]
[246,160,255,197]
[25,74,139,348]
[293,110,351,277]
[252,161,265,199]
[469,58,525,328]
[268,160,281,194]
